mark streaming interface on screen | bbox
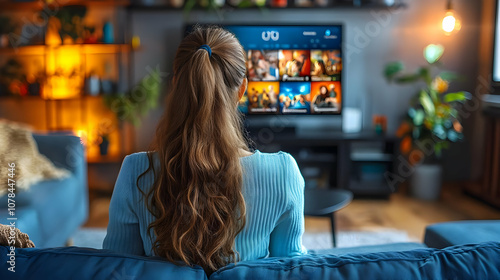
[227,25,343,115]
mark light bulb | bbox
[442,10,461,35]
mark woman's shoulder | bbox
[243,150,300,173]
[244,150,304,195]
[121,151,158,176]
[123,151,151,165]
[243,150,295,161]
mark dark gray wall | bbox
[130,0,483,181]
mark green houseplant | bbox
[103,69,161,126]
[384,44,470,200]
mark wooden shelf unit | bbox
[0,1,135,164]
[127,1,406,10]
[1,0,131,11]
[0,44,131,55]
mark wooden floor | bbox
[85,183,500,242]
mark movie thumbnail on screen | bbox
[247,50,279,81]
[310,50,342,82]
[310,81,341,114]
[244,81,280,114]
[279,50,311,82]
[279,82,311,114]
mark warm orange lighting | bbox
[44,46,82,99]
[75,129,88,146]
[442,1,461,36]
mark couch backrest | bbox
[32,134,85,177]
[0,246,207,280]
[210,242,500,280]
[2,242,499,280]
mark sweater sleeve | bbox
[102,155,145,255]
[268,153,308,257]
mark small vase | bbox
[85,75,100,96]
[102,22,115,44]
[99,138,109,156]
[410,163,442,201]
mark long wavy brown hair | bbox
[137,26,249,274]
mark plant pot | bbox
[410,163,442,201]
[99,139,109,156]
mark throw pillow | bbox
[0,120,70,196]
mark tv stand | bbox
[248,130,401,198]
[246,125,296,139]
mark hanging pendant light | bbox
[442,0,462,35]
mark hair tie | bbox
[198,44,212,58]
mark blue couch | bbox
[0,242,499,279]
[424,220,500,249]
[0,134,88,248]
[1,141,499,280]
[1,219,500,279]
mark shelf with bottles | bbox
[128,0,406,10]
[0,3,129,49]
[0,50,128,100]
[0,0,131,11]
[0,44,132,55]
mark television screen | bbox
[227,25,343,115]
[186,25,343,115]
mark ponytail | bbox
[138,26,249,274]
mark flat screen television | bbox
[186,25,343,116]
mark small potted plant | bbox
[384,44,470,200]
[96,119,114,156]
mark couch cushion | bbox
[0,246,207,280]
[0,208,41,247]
[210,242,500,280]
[0,176,87,248]
[424,220,500,248]
[4,176,86,248]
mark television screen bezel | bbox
[491,0,500,90]
[184,23,345,116]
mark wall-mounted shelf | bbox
[0,44,131,55]
[0,0,135,165]
[1,0,131,11]
[1,0,405,11]
[0,94,117,101]
[127,2,406,11]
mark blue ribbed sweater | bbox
[103,150,308,260]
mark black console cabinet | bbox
[248,129,400,198]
